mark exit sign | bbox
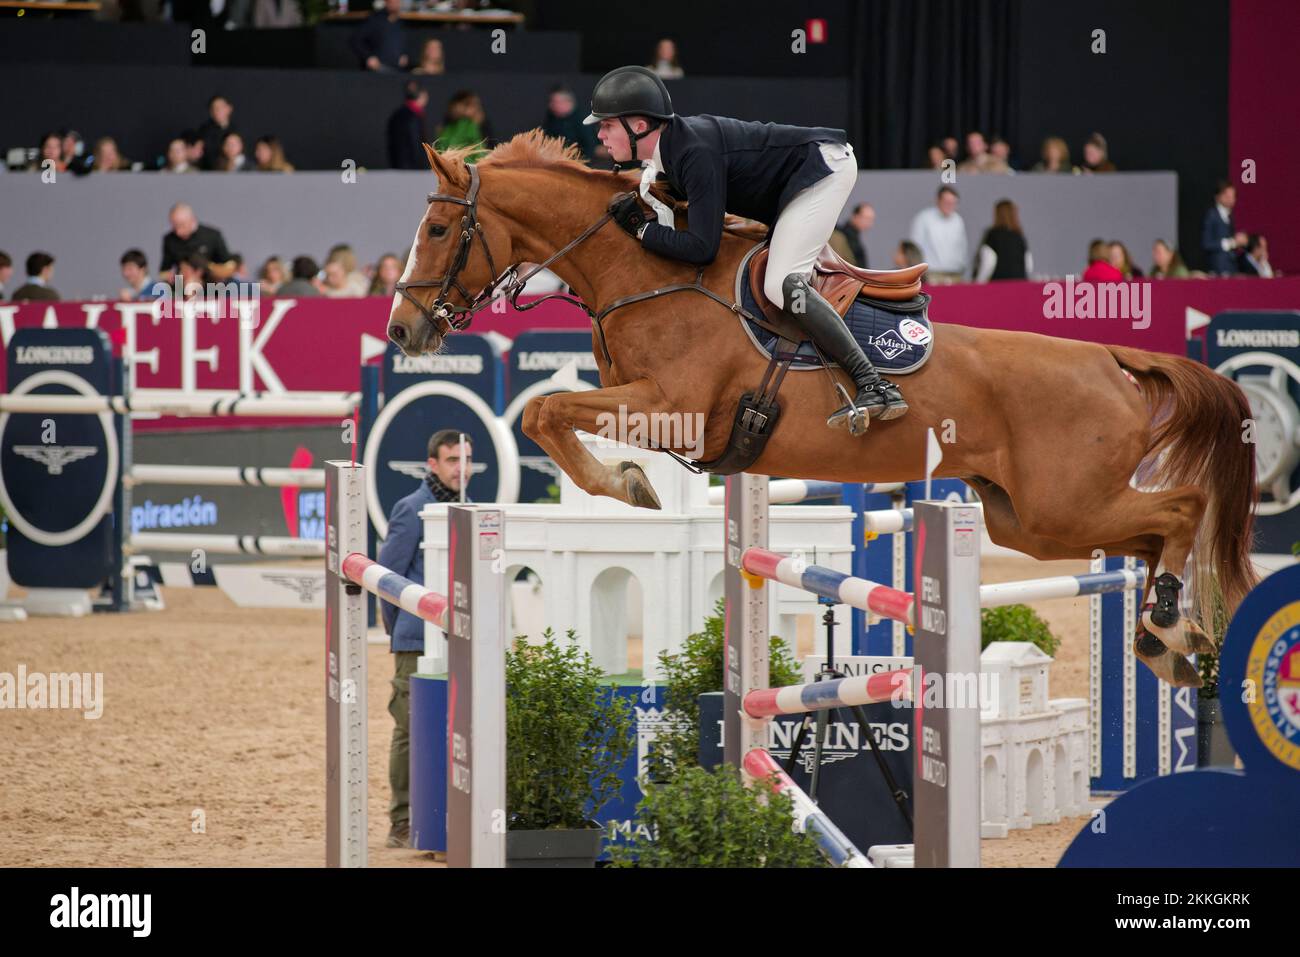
[805,18,828,43]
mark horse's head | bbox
[388,145,512,356]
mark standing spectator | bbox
[973,199,1031,282]
[411,38,445,75]
[253,0,302,27]
[909,186,968,283]
[957,130,1009,174]
[1150,239,1189,279]
[387,81,428,170]
[0,251,13,299]
[276,256,321,297]
[541,86,597,159]
[253,136,295,172]
[161,138,197,173]
[259,256,287,294]
[893,240,924,269]
[1237,235,1274,277]
[160,204,235,282]
[1108,241,1143,279]
[214,131,249,172]
[352,0,408,72]
[370,253,403,297]
[648,38,684,79]
[119,249,164,301]
[1083,239,1123,281]
[12,252,60,302]
[92,137,128,173]
[198,96,235,170]
[29,132,66,174]
[1201,181,1247,275]
[1080,132,1116,173]
[435,91,491,158]
[1031,136,1075,173]
[830,202,874,268]
[376,429,473,849]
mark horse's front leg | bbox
[521,379,676,509]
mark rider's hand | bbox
[608,193,649,239]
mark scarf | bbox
[425,471,467,503]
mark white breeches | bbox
[762,140,858,308]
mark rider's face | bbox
[596,117,650,163]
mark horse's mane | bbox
[432,129,769,242]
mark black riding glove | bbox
[608,192,649,239]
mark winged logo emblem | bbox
[14,445,98,475]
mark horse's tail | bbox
[1105,345,1258,623]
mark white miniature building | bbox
[419,434,852,680]
[979,641,1090,837]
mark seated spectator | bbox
[830,202,874,268]
[648,38,684,79]
[119,249,165,301]
[29,132,66,174]
[957,130,1009,174]
[388,81,428,170]
[321,259,356,298]
[973,199,1032,281]
[1150,239,1190,279]
[1081,132,1116,173]
[198,95,235,170]
[352,0,408,72]
[924,144,947,171]
[215,131,249,172]
[92,137,128,173]
[435,91,492,157]
[62,130,91,176]
[541,86,597,160]
[327,244,371,296]
[1031,136,1075,173]
[253,0,302,28]
[411,38,445,75]
[1083,239,1123,281]
[161,204,236,282]
[369,253,402,297]
[162,137,197,173]
[253,136,295,172]
[0,251,12,299]
[1237,234,1274,277]
[230,253,249,282]
[277,256,321,297]
[259,256,287,294]
[13,252,60,302]
[182,130,206,170]
[989,135,1016,171]
[1108,240,1143,279]
[893,240,924,269]
[941,136,959,161]
[178,254,209,298]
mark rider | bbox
[585,65,907,427]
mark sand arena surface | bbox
[0,555,1098,868]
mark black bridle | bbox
[394,164,505,335]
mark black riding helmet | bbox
[583,65,675,163]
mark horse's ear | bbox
[424,144,468,192]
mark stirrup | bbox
[826,382,869,435]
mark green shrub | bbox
[979,603,1059,657]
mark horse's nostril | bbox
[388,324,407,344]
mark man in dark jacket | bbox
[11,252,60,302]
[541,86,597,159]
[375,429,472,848]
[388,81,428,170]
[585,66,905,428]
[1201,180,1247,275]
[352,0,408,72]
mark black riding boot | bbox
[781,272,908,432]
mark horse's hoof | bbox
[1182,618,1217,655]
[1141,607,1201,656]
[617,461,661,510]
[1134,627,1203,688]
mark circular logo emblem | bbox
[1243,598,1300,772]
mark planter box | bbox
[506,827,604,868]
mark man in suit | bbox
[1201,181,1248,275]
[11,252,60,302]
[585,65,906,429]
[830,202,874,268]
[376,429,473,849]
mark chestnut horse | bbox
[387,133,1257,688]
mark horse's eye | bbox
[428,224,447,238]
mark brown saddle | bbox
[747,244,928,326]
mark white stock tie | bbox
[638,164,676,229]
